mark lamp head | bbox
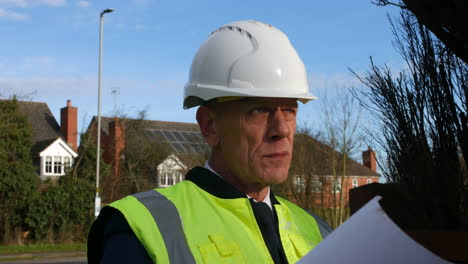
[101,9,114,16]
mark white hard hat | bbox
[183,20,317,109]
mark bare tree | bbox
[352,10,468,230]
[320,91,364,227]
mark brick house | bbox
[306,148,379,209]
[285,133,380,209]
[11,99,79,180]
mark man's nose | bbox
[267,109,291,140]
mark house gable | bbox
[39,137,78,158]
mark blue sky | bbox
[0,0,402,147]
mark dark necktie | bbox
[249,199,288,264]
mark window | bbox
[352,179,358,188]
[168,170,174,186]
[64,157,71,169]
[293,176,305,192]
[45,156,52,174]
[159,170,168,187]
[53,156,62,174]
[333,179,342,193]
[43,155,72,176]
[177,172,183,183]
[366,179,373,184]
[158,169,184,187]
[311,177,323,193]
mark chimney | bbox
[60,100,78,151]
[109,118,125,178]
[362,147,377,172]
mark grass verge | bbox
[0,243,86,254]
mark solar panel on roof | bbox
[158,130,169,141]
[189,131,204,143]
[171,142,186,153]
[194,133,204,141]
[153,130,164,139]
[140,128,208,154]
[172,131,185,142]
[179,131,188,141]
[180,131,195,143]
[181,143,194,153]
[162,130,176,142]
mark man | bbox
[88,20,331,264]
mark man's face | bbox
[210,97,298,187]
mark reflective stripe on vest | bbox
[132,190,196,264]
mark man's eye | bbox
[283,108,297,114]
[251,107,269,114]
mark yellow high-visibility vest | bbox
[109,179,324,263]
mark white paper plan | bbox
[298,196,452,264]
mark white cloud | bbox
[75,0,88,7]
[0,7,28,20]
[0,0,66,7]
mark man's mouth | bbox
[264,151,289,159]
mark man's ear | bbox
[196,106,219,147]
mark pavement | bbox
[0,251,86,264]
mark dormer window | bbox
[157,155,187,188]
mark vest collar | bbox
[185,166,280,205]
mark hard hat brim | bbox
[183,84,317,109]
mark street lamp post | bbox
[95,8,114,218]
